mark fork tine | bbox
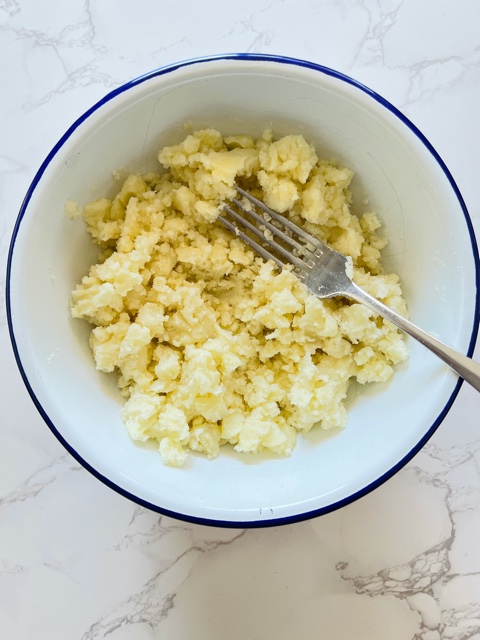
[223,204,308,269]
[231,198,305,252]
[235,185,323,248]
[217,214,284,269]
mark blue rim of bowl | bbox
[6,53,480,529]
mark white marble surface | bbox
[1,0,480,637]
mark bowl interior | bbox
[9,58,478,525]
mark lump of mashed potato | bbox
[70,129,408,466]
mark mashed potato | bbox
[70,129,408,466]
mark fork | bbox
[218,186,480,393]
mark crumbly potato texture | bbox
[70,129,408,466]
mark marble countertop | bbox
[1,0,479,638]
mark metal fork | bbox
[219,186,480,393]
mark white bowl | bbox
[7,54,479,527]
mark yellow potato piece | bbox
[70,129,408,466]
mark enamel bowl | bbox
[7,54,479,527]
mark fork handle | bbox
[345,282,480,393]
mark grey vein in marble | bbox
[335,440,480,640]
[81,530,247,639]
[0,454,81,508]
